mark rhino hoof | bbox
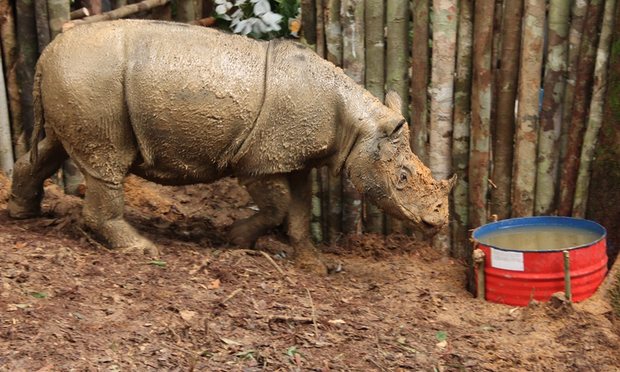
[118,239,160,259]
[7,195,41,219]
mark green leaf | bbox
[435,331,448,342]
[148,260,167,267]
[31,292,47,299]
[286,346,300,357]
[235,350,256,360]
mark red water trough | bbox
[473,217,607,306]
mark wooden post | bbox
[490,0,523,220]
[511,0,545,218]
[410,0,430,164]
[65,0,170,30]
[70,8,91,20]
[340,0,364,235]
[34,0,51,53]
[364,0,385,234]
[0,0,26,158]
[451,0,473,260]
[15,0,38,148]
[0,51,13,176]
[469,0,495,229]
[563,250,572,302]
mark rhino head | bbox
[344,91,455,234]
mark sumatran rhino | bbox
[8,20,454,272]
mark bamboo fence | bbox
[0,0,618,262]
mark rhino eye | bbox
[396,168,411,189]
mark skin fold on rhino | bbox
[8,20,455,273]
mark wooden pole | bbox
[469,0,495,228]
[563,250,572,302]
[385,0,408,234]
[0,51,14,176]
[70,7,91,20]
[15,0,38,148]
[490,0,523,220]
[558,0,604,216]
[363,0,385,234]
[34,0,51,53]
[410,0,430,165]
[573,0,617,217]
[451,0,473,260]
[340,0,364,235]
[511,0,545,218]
[81,0,103,15]
[534,0,570,216]
[324,0,342,242]
[301,0,316,47]
[0,0,26,158]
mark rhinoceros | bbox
[8,20,454,272]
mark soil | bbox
[1,173,619,371]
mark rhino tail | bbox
[29,66,44,166]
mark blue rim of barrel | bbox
[472,216,607,252]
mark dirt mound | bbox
[1,176,619,370]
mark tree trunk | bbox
[573,0,617,217]
[324,0,342,242]
[15,0,37,148]
[429,0,457,252]
[0,51,13,176]
[0,0,25,158]
[511,0,545,217]
[301,0,316,47]
[451,0,473,260]
[559,0,589,166]
[363,0,384,234]
[385,0,408,233]
[587,2,620,266]
[34,0,50,53]
[340,0,364,235]
[316,0,325,57]
[534,0,570,216]
[558,0,604,216]
[469,0,495,228]
[490,0,523,220]
[410,0,430,164]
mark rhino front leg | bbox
[230,175,291,247]
[287,170,327,274]
[82,174,158,258]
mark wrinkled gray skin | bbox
[8,20,454,273]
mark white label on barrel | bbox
[490,248,524,271]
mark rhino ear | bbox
[385,90,403,113]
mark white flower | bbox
[260,11,282,31]
[215,0,233,17]
[233,18,258,35]
[234,0,247,5]
[251,0,271,16]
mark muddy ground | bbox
[1,173,619,371]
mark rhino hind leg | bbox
[81,173,159,258]
[8,135,68,219]
[229,175,291,248]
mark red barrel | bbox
[473,217,607,306]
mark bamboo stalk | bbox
[0,0,25,158]
[469,0,495,228]
[64,0,170,30]
[534,0,570,216]
[34,0,51,53]
[324,0,342,242]
[511,0,545,217]
[572,0,617,217]
[451,0,473,260]
[558,0,604,216]
[301,0,316,47]
[410,0,430,164]
[490,0,523,220]
[429,0,457,252]
[0,51,13,176]
[340,0,364,235]
[363,0,384,234]
[385,0,408,234]
[559,0,589,168]
[70,7,91,20]
[15,0,38,148]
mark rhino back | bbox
[39,20,268,183]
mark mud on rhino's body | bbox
[9,20,453,272]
